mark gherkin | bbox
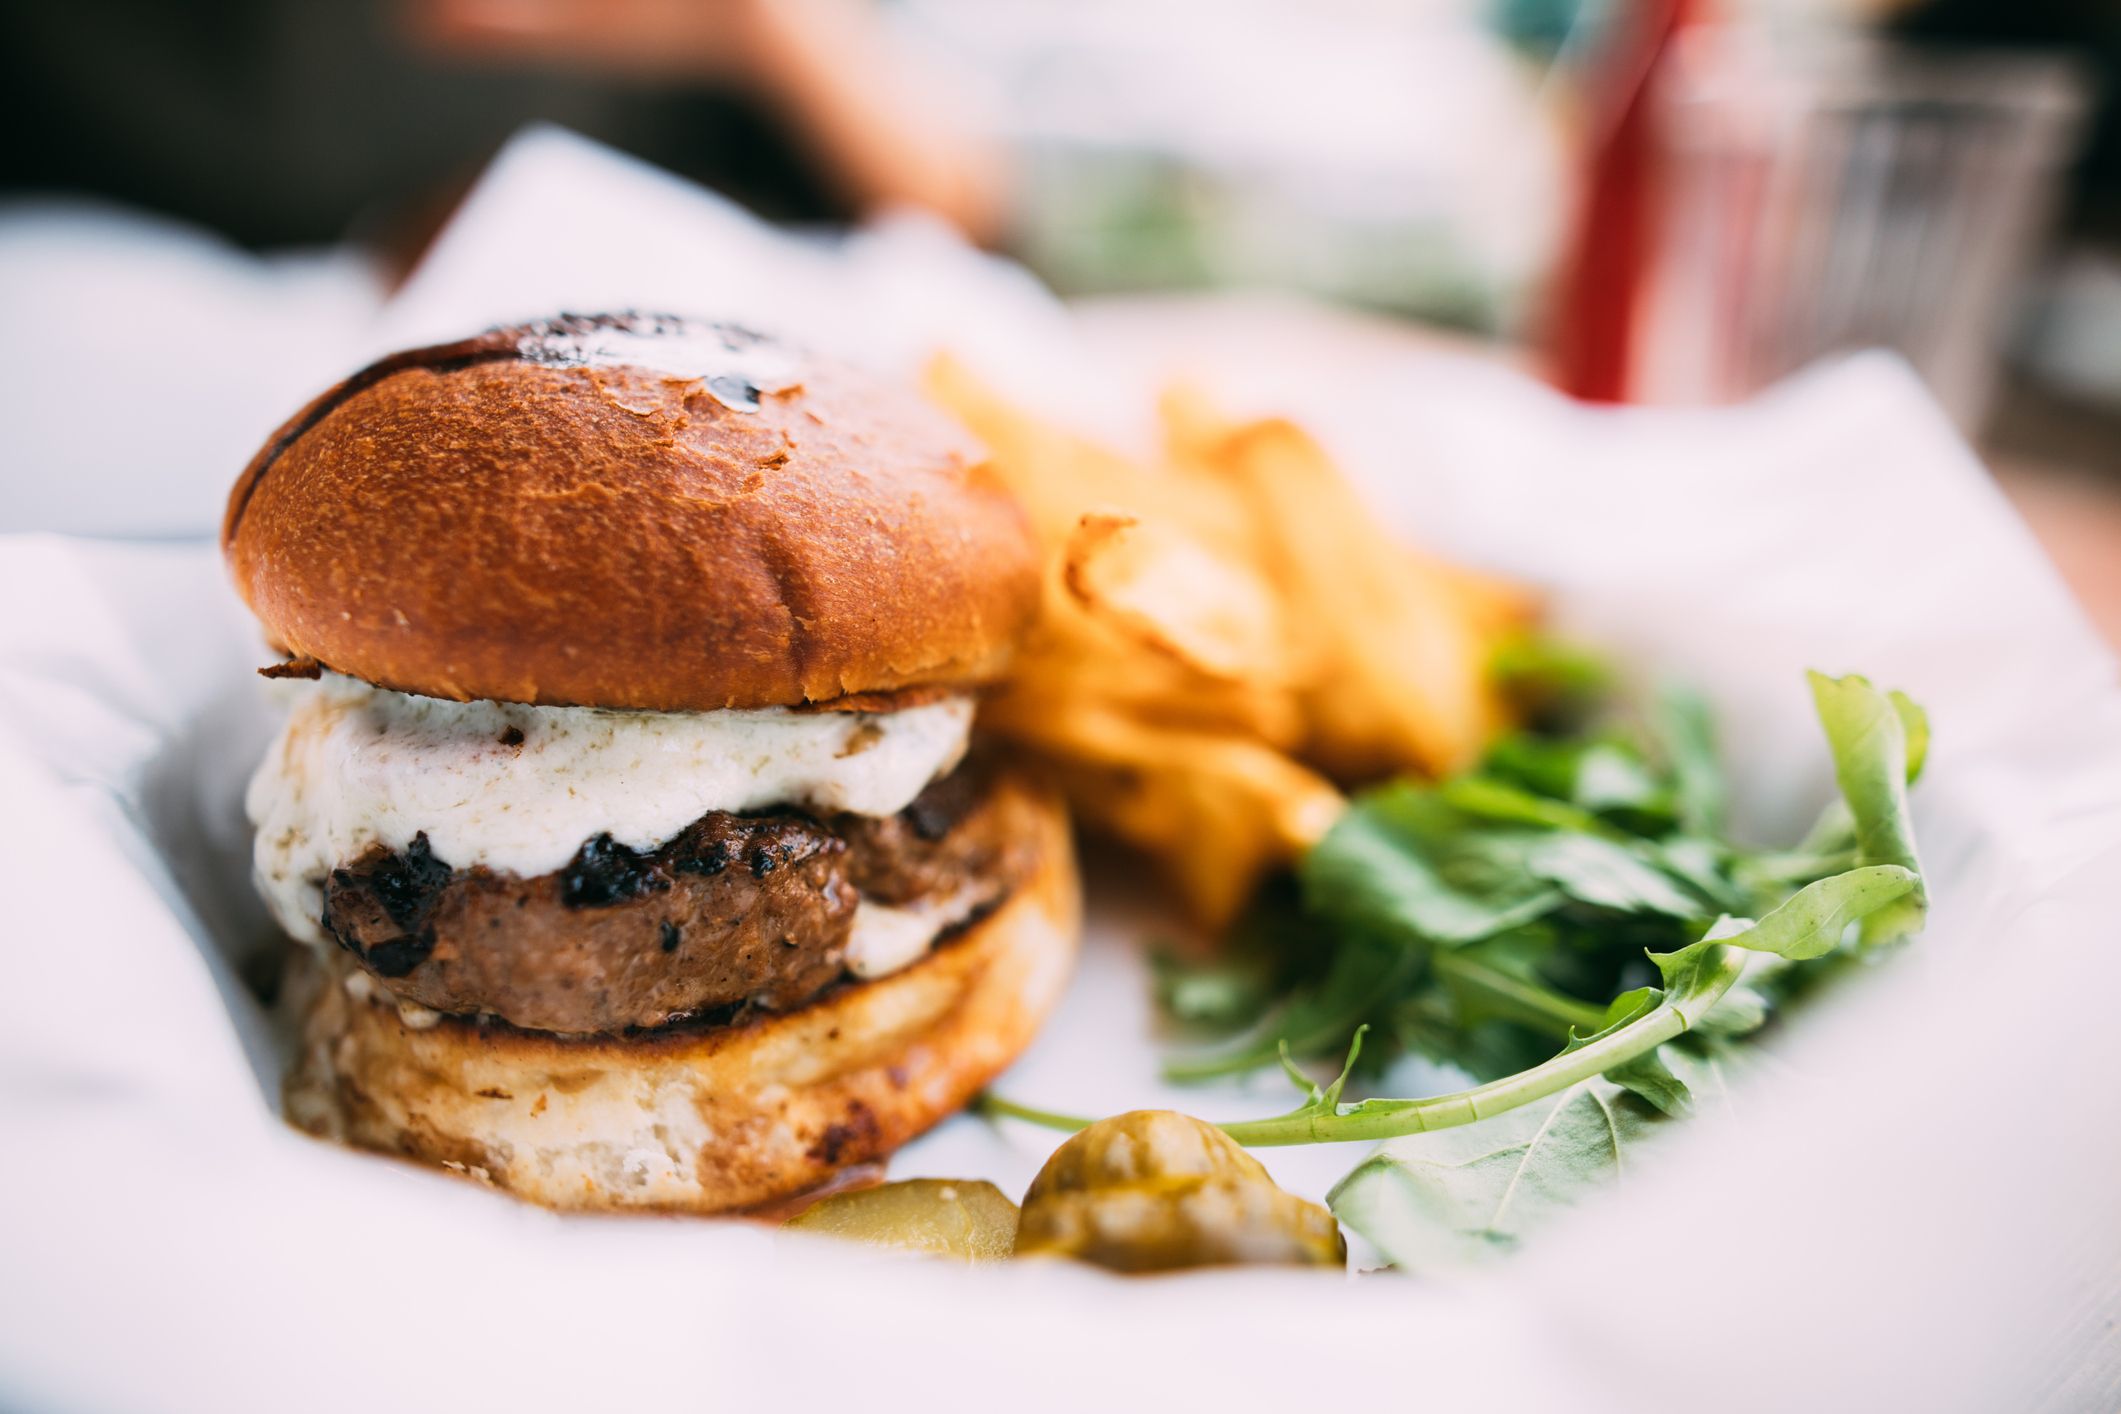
[1014,1110,1345,1273]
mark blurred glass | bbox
[1635,30,2088,430]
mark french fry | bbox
[932,357,1260,560]
[1005,571,1308,747]
[1422,552,1542,641]
[1062,510,1294,685]
[989,699,1344,927]
[1204,416,1501,778]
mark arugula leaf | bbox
[1480,733,1675,826]
[1653,685,1725,835]
[1691,962,1773,1038]
[1809,674,1919,871]
[1651,837,1752,913]
[1760,680,1928,875]
[1329,1079,1651,1267]
[1386,991,1558,1082]
[1695,865,1919,962]
[1807,672,1927,947]
[1490,631,1611,727]
[1603,1048,1690,1116]
[1302,786,1562,945]
[1523,834,1707,918]
[1893,689,1931,785]
[1573,742,1676,821]
[1151,946,1278,1029]
[1437,777,1615,836]
[1330,1051,1730,1270]
[1161,931,1419,1081]
[1148,891,1301,1032]
[1572,987,1692,1114]
[1478,733,1587,801]
[1432,936,1608,1038]
[1732,844,1859,899]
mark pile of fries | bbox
[926,358,1535,930]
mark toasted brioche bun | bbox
[223,314,1039,711]
[285,778,1077,1213]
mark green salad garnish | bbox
[982,665,1929,1268]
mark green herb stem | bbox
[980,944,1747,1150]
[1222,943,1743,1146]
[973,1092,1097,1134]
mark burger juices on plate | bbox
[224,314,1079,1213]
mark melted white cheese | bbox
[844,888,988,980]
[247,675,973,945]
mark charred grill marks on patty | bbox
[326,832,451,977]
[319,761,1031,1037]
[673,837,734,877]
[559,833,672,908]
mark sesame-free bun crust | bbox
[285,781,1077,1213]
[224,315,1039,710]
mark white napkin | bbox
[1,129,2116,1413]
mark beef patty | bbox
[319,761,1039,1036]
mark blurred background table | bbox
[6,0,2121,645]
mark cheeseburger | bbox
[226,313,1078,1213]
